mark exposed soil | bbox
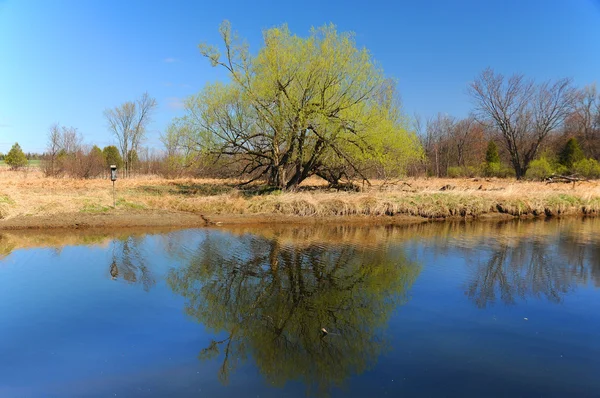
[0,210,207,230]
[0,208,520,231]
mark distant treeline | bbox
[0,152,42,161]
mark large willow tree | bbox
[172,22,421,189]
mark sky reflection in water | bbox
[0,218,599,397]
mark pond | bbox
[1,218,599,397]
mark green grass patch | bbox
[116,198,146,210]
[81,203,111,214]
[547,194,582,207]
[0,195,15,205]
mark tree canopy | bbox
[485,141,500,165]
[5,142,28,170]
[102,145,123,169]
[559,137,584,170]
[172,22,422,189]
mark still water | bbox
[1,218,599,397]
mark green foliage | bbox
[91,145,103,157]
[482,141,511,177]
[116,198,146,210]
[103,145,123,169]
[0,195,14,205]
[483,162,500,177]
[447,165,480,178]
[482,162,515,178]
[81,202,111,213]
[559,137,584,170]
[485,141,500,165]
[573,158,600,179]
[167,234,420,393]
[5,143,28,170]
[525,157,554,180]
[178,22,422,189]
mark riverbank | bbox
[0,170,598,230]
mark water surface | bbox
[1,219,599,397]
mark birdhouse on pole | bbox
[110,165,117,208]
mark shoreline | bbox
[0,208,588,231]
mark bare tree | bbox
[565,84,600,159]
[469,68,576,179]
[60,126,82,154]
[41,124,81,177]
[43,124,62,176]
[423,114,455,177]
[450,116,476,167]
[104,93,157,177]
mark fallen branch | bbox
[545,174,588,184]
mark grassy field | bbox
[0,168,599,225]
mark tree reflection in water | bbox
[108,236,155,291]
[465,225,600,308]
[167,233,420,395]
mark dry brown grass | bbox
[0,169,599,222]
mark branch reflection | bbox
[465,223,600,308]
[167,233,420,395]
[108,236,155,291]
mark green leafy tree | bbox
[102,145,123,170]
[525,157,554,180]
[174,21,422,189]
[167,233,420,395]
[572,158,600,179]
[559,137,585,171]
[5,142,28,170]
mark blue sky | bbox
[0,0,599,154]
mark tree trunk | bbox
[268,164,286,189]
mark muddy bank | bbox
[0,210,208,230]
[0,208,559,231]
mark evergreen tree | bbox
[485,141,500,165]
[5,142,28,170]
[559,137,584,170]
[102,145,123,169]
